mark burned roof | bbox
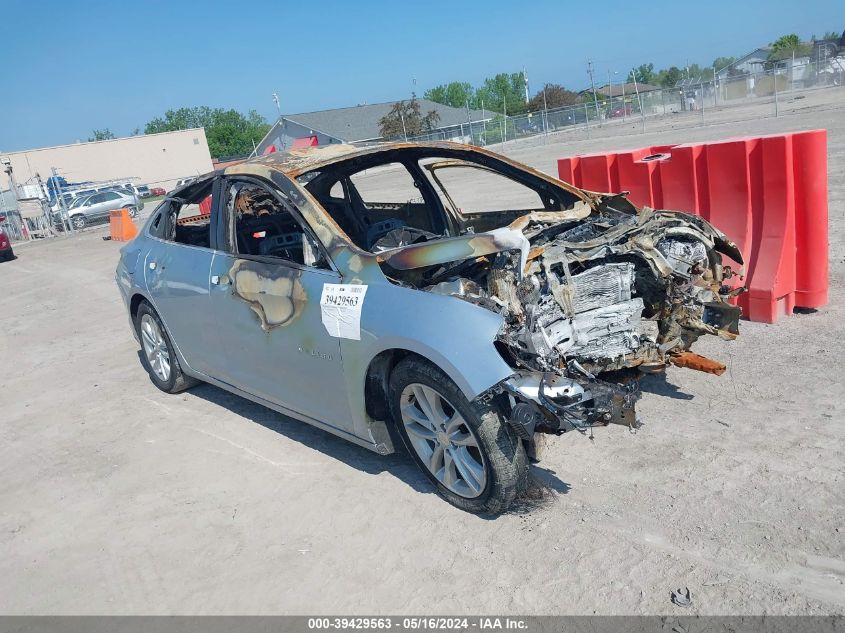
[224,142,589,199]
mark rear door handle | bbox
[148,261,156,270]
[211,275,230,285]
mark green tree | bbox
[378,95,440,140]
[768,34,812,61]
[88,128,115,141]
[683,63,709,80]
[712,56,737,71]
[632,63,655,84]
[475,72,528,115]
[424,82,475,108]
[527,84,580,111]
[144,107,270,158]
[655,66,683,87]
[821,30,842,41]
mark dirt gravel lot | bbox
[1,91,844,615]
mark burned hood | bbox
[375,206,594,275]
[376,227,530,274]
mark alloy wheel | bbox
[140,314,171,382]
[399,383,487,498]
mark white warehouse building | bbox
[1,128,214,196]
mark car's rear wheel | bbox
[389,357,527,514]
[71,215,86,230]
[135,300,198,394]
[127,206,138,218]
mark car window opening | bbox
[301,152,581,256]
[165,180,213,248]
[227,181,324,268]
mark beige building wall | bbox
[1,128,214,193]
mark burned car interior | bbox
[299,148,580,253]
[225,181,324,267]
[155,179,215,249]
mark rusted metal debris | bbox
[669,351,727,375]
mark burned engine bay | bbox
[378,199,745,436]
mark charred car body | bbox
[117,142,743,514]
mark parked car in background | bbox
[0,229,14,261]
[59,189,142,229]
[607,104,634,118]
[116,141,743,514]
[150,187,166,197]
[167,177,196,194]
[135,185,152,198]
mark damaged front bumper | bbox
[496,369,640,441]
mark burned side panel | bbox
[227,259,307,332]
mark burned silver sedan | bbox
[116,142,743,514]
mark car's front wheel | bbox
[134,300,198,394]
[389,357,527,514]
[71,215,86,230]
[127,206,138,218]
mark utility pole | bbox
[631,69,644,132]
[522,67,529,104]
[399,110,408,142]
[587,60,601,125]
[542,87,549,140]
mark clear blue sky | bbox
[1,0,843,152]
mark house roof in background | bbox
[280,99,491,142]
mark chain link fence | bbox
[406,60,844,147]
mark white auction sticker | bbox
[320,284,368,340]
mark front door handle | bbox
[148,261,156,270]
[211,274,230,286]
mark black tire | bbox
[127,206,138,218]
[71,215,86,230]
[388,356,527,515]
[134,300,199,394]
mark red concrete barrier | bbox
[556,130,828,323]
[791,131,829,309]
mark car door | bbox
[207,175,353,432]
[96,191,120,217]
[143,178,220,376]
[81,193,105,219]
